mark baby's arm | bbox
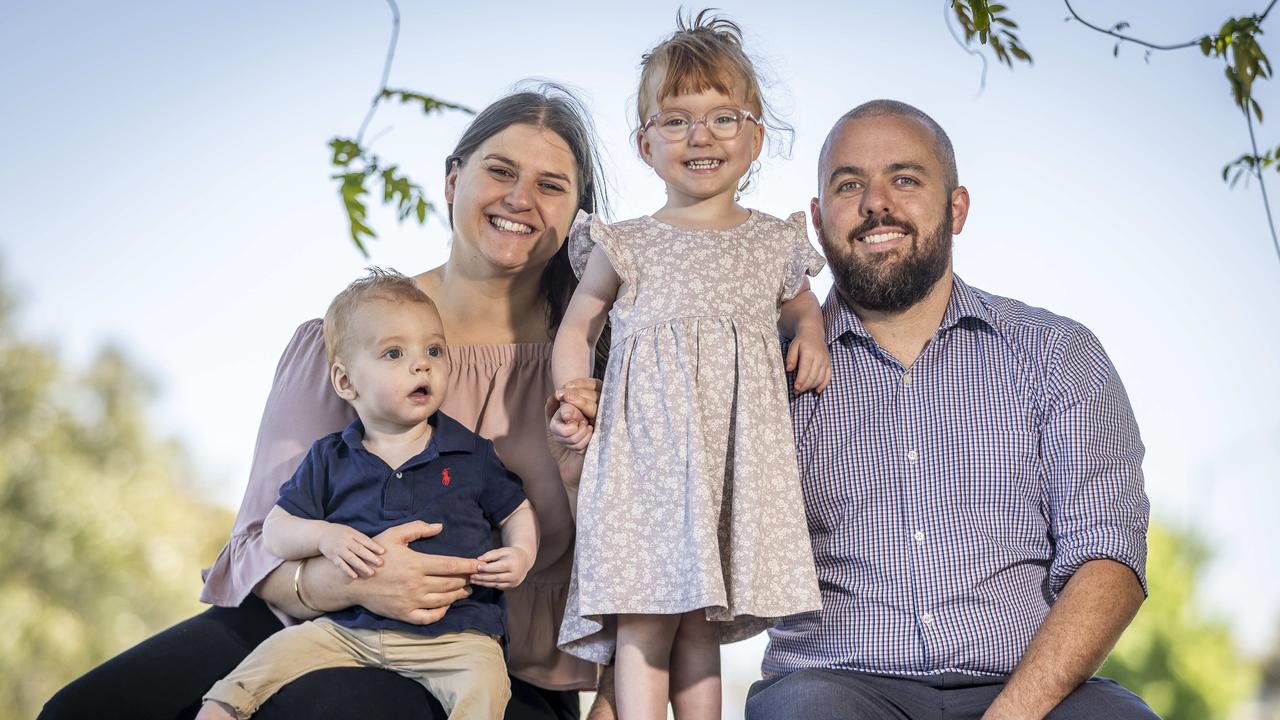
[263,505,384,579]
[778,278,831,394]
[550,245,621,451]
[470,500,538,589]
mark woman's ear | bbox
[444,159,460,205]
[331,362,358,401]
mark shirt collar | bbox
[340,411,477,454]
[822,274,993,345]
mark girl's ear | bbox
[750,119,765,161]
[331,361,358,401]
[637,129,656,169]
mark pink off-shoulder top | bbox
[200,319,596,691]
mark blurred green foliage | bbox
[0,274,233,716]
[1102,524,1260,719]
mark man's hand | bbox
[786,321,832,394]
[316,523,384,579]
[471,546,534,589]
[343,520,480,625]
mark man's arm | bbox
[982,559,1144,719]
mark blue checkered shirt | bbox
[763,276,1149,678]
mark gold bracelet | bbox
[293,557,323,614]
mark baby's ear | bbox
[331,362,358,401]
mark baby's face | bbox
[339,299,449,431]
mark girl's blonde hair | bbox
[636,9,792,190]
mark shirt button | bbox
[914,530,925,543]
[395,472,403,479]
[902,373,913,386]
[921,611,934,625]
[907,449,919,462]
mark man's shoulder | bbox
[966,283,1104,359]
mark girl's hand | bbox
[471,546,534,589]
[547,377,601,453]
[787,325,832,394]
[317,523,385,579]
[550,402,593,452]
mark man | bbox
[746,101,1157,719]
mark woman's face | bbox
[445,123,581,277]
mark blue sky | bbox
[2,0,1277,707]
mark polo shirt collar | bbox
[822,273,993,345]
[340,411,477,454]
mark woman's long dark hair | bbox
[445,83,611,377]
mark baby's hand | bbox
[786,324,832,394]
[549,401,593,453]
[470,546,534,589]
[317,523,384,579]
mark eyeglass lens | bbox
[653,107,748,141]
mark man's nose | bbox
[860,179,893,217]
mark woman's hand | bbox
[549,377,601,436]
[338,520,480,625]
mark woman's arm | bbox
[261,520,478,623]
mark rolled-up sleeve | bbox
[200,319,355,609]
[1041,326,1150,597]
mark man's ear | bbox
[810,196,823,237]
[331,361,358,401]
[950,185,971,236]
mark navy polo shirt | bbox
[277,411,527,638]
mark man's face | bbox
[811,114,969,313]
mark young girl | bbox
[550,11,825,719]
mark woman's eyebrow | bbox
[483,153,571,183]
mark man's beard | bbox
[821,207,953,313]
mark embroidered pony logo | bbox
[442,468,452,487]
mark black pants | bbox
[39,595,578,720]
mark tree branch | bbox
[1064,0,1277,51]
[355,0,401,144]
[1246,107,1280,263]
[944,0,989,97]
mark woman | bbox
[42,85,610,720]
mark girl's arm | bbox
[778,278,831,393]
[471,500,539,589]
[263,505,385,579]
[550,245,621,451]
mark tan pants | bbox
[204,617,510,719]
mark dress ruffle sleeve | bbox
[568,210,632,284]
[200,319,355,617]
[780,210,826,302]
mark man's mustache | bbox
[847,213,917,243]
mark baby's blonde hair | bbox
[636,9,792,189]
[323,267,438,366]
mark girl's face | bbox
[446,123,581,277]
[637,87,764,208]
